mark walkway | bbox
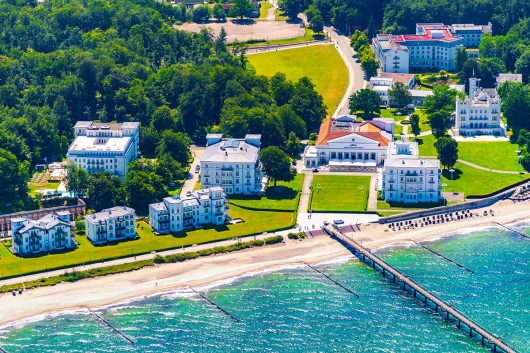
[298,172,313,213]
[267,0,277,20]
[457,159,528,175]
[180,146,204,197]
[324,27,366,118]
[244,40,330,56]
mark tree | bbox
[192,5,211,23]
[156,130,191,164]
[260,146,296,187]
[0,148,31,212]
[428,110,452,138]
[359,47,379,79]
[435,135,458,169]
[289,77,326,131]
[423,85,458,114]
[151,105,176,131]
[125,160,168,215]
[349,88,383,119]
[503,84,530,133]
[66,163,90,198]
[278,105,306,138]
[212,3,226,22]
[87,172,124,211]
[515,48,530,83]
[366,16,376,39]
[350,30,369,52]
[229,0,254,20]
[310,13,324,33]
[410,113,420,138]
[388,82,412,110]
[456,47,468,71]
[271,72,295,106]
[285,132,301,158]
[280,0,303,21]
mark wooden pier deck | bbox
[324,225,517,353]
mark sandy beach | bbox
[0,199,528,329]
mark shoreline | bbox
[0,200,528,330]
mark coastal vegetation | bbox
[0,235,284,294]
[309,175,371,212]
[247,44,348,115]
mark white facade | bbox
[200,134,265,195]
[149,187,228,234]
[450,23,492,48]
[303,116,393,171]
[67,121,140,179]
[454,78,505,136]
[373,24,465,73]
[369,73,433,107]
[382,142,442,204]
[85,206,136,245]
[11,211,74,256]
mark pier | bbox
[0,346,9,353]
[494,222,529,239]
[305,263,359,298]
[86,308,135,345]
[190,287,241,323]
[325,226,517,353]
[411,240,475,274]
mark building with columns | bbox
[11,212,74,256]
[454,77,505,136]
[149,187,228,234]
[67,121,140,179]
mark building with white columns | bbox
[382,142,442,204]
[67,121,140,179]
[85,206,137,245]
[11,211,75,255]
[149,187,228,234]
[454,77,505,136]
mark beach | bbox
[1,199,528,329]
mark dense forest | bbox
[0,0,325,213]
[281,0,530,35]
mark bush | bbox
[287,232,305,240]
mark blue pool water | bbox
[1,223,529,353]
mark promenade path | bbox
[244,40,330,55]
[180,146,204,197]
[457,159,529,175]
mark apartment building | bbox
[67,121,140,179]
[200,134,265,195]
[149,187,228,234]
[85,206,136,245]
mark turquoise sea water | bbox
[1,223,529,353]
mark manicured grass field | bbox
[458,141,524,172]
[310,175,371,212]
[229,174,304,211]
[414,109,431,132]
[0,205,295,279]
[416,133,437,156]
[248,44,348,116]
[441,162,528,196]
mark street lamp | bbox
[449,168,455,181]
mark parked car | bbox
[186,191,192,197]
[312,168,319,173]
[323,220,330,226]
[195,165,200,173]
[333,219,344,225]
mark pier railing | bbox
[324,225,517,353]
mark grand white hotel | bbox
[67,121,140,179]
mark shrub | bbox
[287,232,305,240]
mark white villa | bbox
[454,77,505,136]
[382,142,442,204]
[67,121,140,179]
[303,116,393,171]
[85,206,136,245]
[200,134,266,195]
[369,73,433,107]
[496,73,523,87]
[11,211,75,255]
[149,187,228,234]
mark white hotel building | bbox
[11,212,75,256]
[372,23,490,74]
[454,77,505,136]
[200,134,266,195]
[67,121,140,179]
[149,187,228,234]
[382,142,442,204]
[85,206,137,245]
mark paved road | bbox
[325,27,366,118]
[180,146,205,197]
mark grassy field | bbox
[416,133,437,156]
[414,109,431,132]
[244,28,322,47]
[229,174,304,211]
[441,162,528,196]
[0,205,295,279]
[458,141,524,172]
[310,175,371,212]
[248,44,348,116]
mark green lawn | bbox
[0,205,295,279]
[458,141,525,172]
[244,28,323,47]
[415,133,437,156]
[441,162,528,197]
[229,174,304,211]
[310,175,371,212]
[248,44,348,116]
[414,109,431,132]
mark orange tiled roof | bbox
[356,131,390,147]
[316,119,390,147]
[358,122,382,133]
